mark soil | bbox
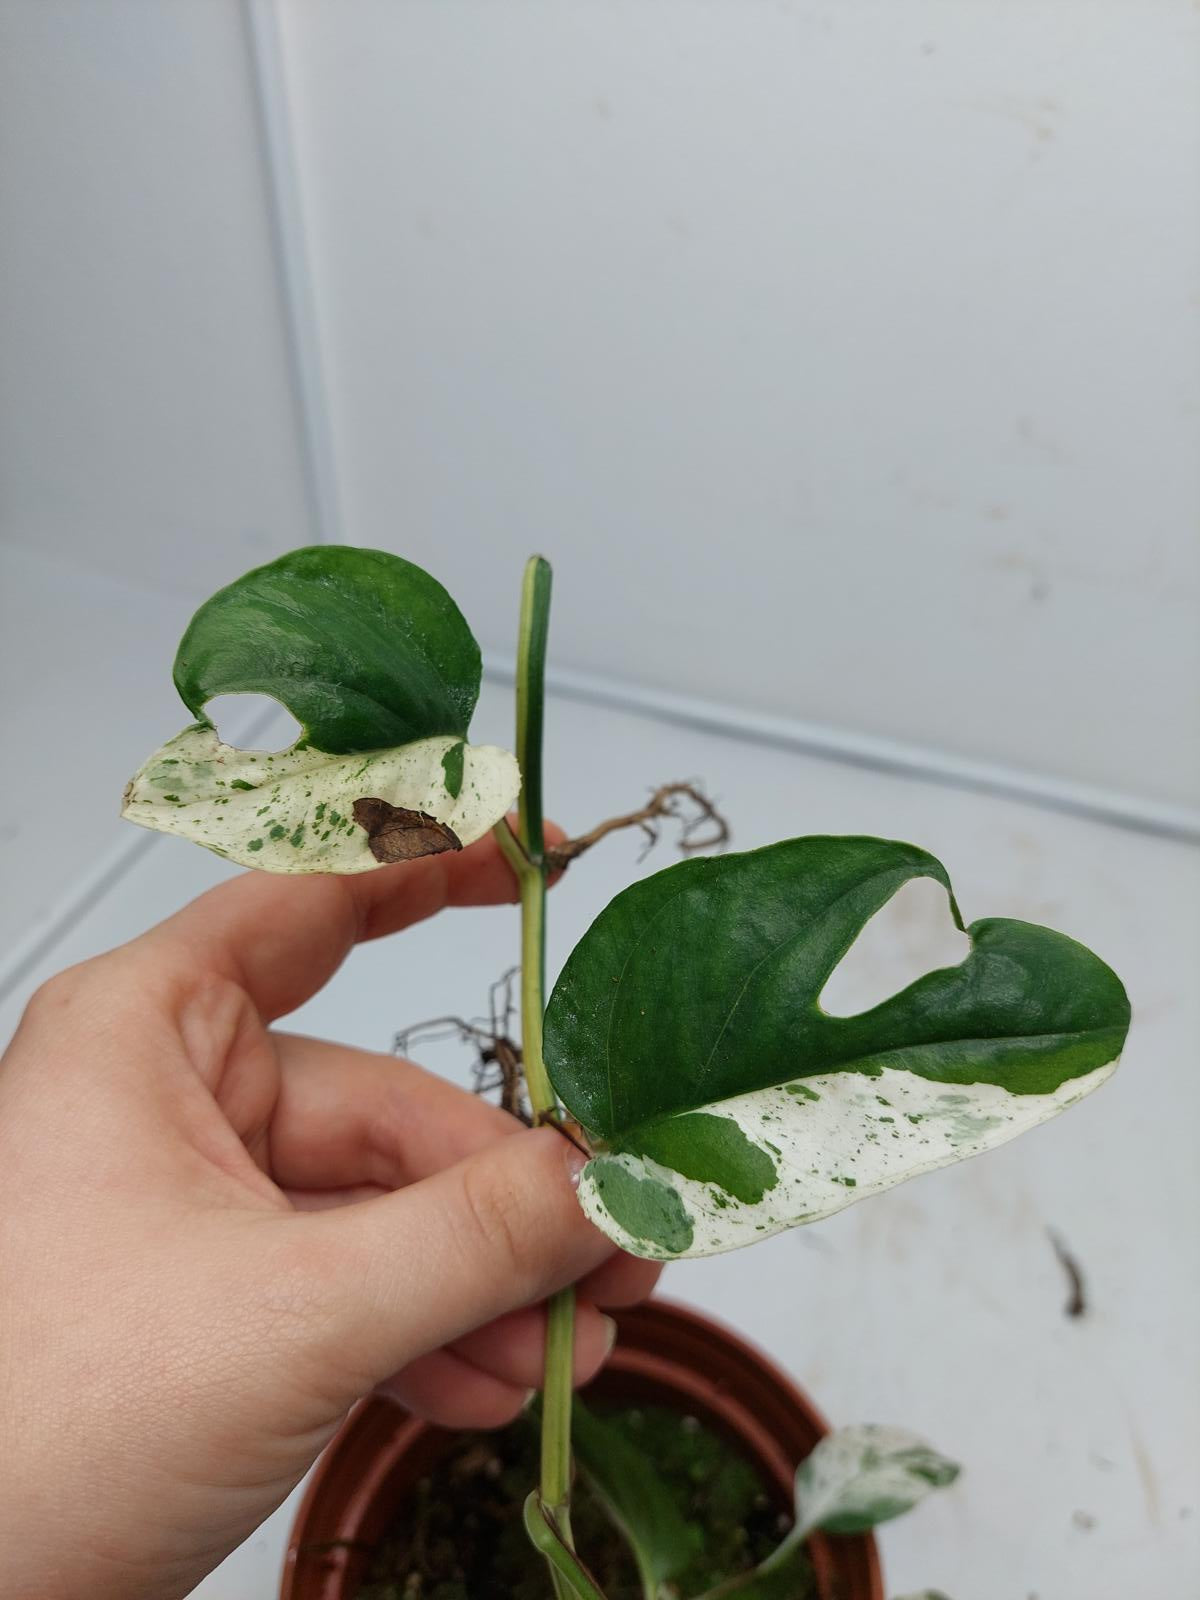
[352,1402,817,1600]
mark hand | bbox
[0,832,659,1600]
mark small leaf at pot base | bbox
[792,1426,960,1543]
[122,725,519,873]
[570,1398,701,1589]
[547,836,1130,1258]
[352,799,462,863]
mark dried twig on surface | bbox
[1047,1227,1088,1319]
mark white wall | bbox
[279,0,1200,806]
[2,0,1197,816]
[0,0,313,596]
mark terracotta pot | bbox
[281,1298,883,1600]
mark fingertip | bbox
[376,1350,531,1430]
[579,1251,664,1309]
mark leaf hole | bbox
[205,694,303,753]
[819,878,970,1018]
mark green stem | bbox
[523,1493,607,1600]
[497,556,580,1592]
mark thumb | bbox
[279,1126,611,1392]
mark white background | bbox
[1,3,1197,1596]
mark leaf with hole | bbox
[174,545,481,753]
[122,548,520,871]
[543,837,1129,1258]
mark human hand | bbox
[0,831,659,1600]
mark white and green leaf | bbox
[696,1425,958,1600]
[123,546,521,873]
[790,1425,959,1542]
[544,838,1130,1259]
[122,724,518,873]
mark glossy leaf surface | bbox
[174,546,480,753]
[544,838,1129,1258]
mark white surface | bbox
[278,0,1200,805]
[0,0,313,594]
[0,543,286,970]
[1,0,1197,804]
[3,681,1196,1600]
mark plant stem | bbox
[496,555,580,1589]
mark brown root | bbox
[393,968,529,1122]
[545,781,730,872]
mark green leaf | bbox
[544,837,1129,1258]
[122,724,518,872]
[570,1398,701,1595]
[791,1426,959,1541]
[725,1426,959,1595]
[174,546,481,754]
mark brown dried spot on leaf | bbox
[352,798,463,863]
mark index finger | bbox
[136,821,559,1021]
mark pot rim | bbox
[282,1295,883,1600]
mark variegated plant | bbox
[124,546,1129,1600]
[122,547,519,870]
[544,837,1128,1260]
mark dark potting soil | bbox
[353,1402,816,1599]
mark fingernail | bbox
[601,1315,618,1356]
[520,1388,538,1414]
[563,1141,590,1189]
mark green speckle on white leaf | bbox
[122,725,519,874]
[548,837,1129,1259]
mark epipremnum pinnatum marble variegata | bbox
[543,837,1130,1260]
[122,547,519,871]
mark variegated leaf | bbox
[122,724,518,873]
[544,838,1129,1259]
[791,1425,959,1541]
[123,546,521,873]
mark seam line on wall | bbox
[242,0,341,545]
[483,652,1200,846]
[4,668,1193,1008]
